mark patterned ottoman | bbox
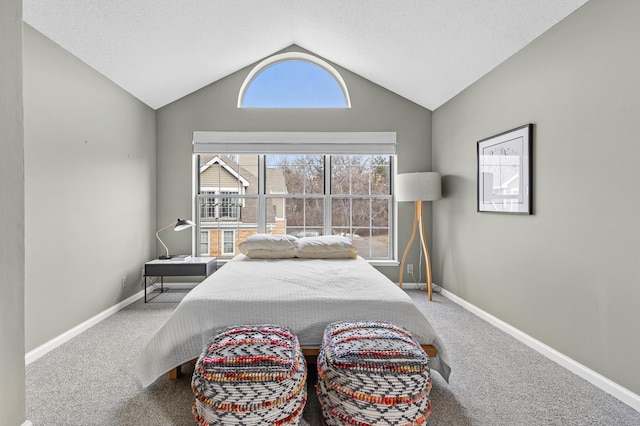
[316,321,432,425]
[191,325,307,425]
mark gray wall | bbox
[432,0,640,394]
[23,25,157,351]
[156,46,433,281]
[0,0,26,423]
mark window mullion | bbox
[324,155,332,235]
[258,155,266,233]
[193,155,201,257]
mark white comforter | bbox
[133,255,451,387]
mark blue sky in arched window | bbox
[242,60,347,108]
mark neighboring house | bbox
[198,155,286,257]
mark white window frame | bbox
[237,52,351,108]
[193,132,398,264]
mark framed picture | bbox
[477,124,533,214]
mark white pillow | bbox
[240,248,298,259]
[238,234,299,259]
[296,235,358,259]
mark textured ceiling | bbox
[23,0,589,110]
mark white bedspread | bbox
[133,255,451,387]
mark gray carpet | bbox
[26,290,640,425]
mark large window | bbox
[195,153,393,260]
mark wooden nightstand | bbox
[144,257,217,302]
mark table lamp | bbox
[156,218,194,259]
[395,172,441,301]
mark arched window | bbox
[238,52,351,108]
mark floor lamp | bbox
[395,172,441,301]
[156,218,194,259]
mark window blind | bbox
[192,131,397,155]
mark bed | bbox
[133,253,451,387]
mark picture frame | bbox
[477,124,533,214]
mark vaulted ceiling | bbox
[23,0,589,111]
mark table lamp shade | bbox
[395,172,441,202]
[174,218,194,231]
[156,218,194,259]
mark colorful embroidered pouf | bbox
[316,321,432,426]
[191,325,307,425]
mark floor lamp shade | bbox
[395,172,442,202]
[395,172,441,301]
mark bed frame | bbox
[169,344,438,379]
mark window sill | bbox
[368,259,400,267]
[212,258,399,267]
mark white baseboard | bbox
[440,288,640,412]
[25,290,144,365]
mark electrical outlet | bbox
[407,264,413,274]
[121,276,127,289]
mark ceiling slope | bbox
[23,0,589,110]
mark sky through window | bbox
[242,60,347,108]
